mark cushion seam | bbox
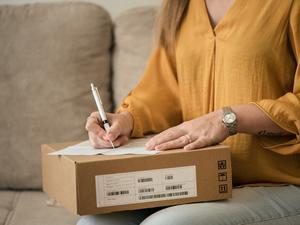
[4,191,21,225]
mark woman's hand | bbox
[145,110,229,151]
[85,111,133,148]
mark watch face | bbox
[224,113,236,124]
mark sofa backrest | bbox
[0,2,113,189]
[113,6,158,108]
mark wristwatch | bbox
[222,107,237,136]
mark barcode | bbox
[138,177,153,183]
[138,188,155,193]
[107,190,129,196]
[139,191,188,200]
[165,175,173,180]
[166,184,183,190]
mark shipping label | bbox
[95,166,197,207]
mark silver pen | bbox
[91,83,115,149]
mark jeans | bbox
[77,185,300,225]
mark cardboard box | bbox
[42,141,232,215]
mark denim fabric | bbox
[77,185,300,225]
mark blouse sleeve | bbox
[115,46,183,137]
[251,0,300,155]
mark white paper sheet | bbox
[48,137,159,156]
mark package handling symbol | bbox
[218,160,227,170]
[219,184,228,193]
[218,172,227,182]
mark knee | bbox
[140,203,229,225]
[77,215,121,225]
[141,205,192,225]
[77,215,103,225]
[76,209,149,225]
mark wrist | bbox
[119,111,134,135]
[212,110,230,138]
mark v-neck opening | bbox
[201,0,238,34]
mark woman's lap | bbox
[77,185,300,225]
[77,208,158,225]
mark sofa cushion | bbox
[113,7,158,109]
[1,191,78,225]
[0,2,112,189]
[0,191,16,225]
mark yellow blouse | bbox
[117,0,300,186]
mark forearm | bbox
[231,104,291,136]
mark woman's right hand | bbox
[85,111,133,148]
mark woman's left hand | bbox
[145,110,229,151]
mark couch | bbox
[0,2,158,225]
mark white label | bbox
[95,166,197,207]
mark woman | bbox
[80,0,300,224]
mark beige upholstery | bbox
[113,6,158,108]
[0,191,79,225]
[0,2,112,189]
[0,191,15,225]
[0,2,158,225]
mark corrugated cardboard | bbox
[42,141,232,215]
